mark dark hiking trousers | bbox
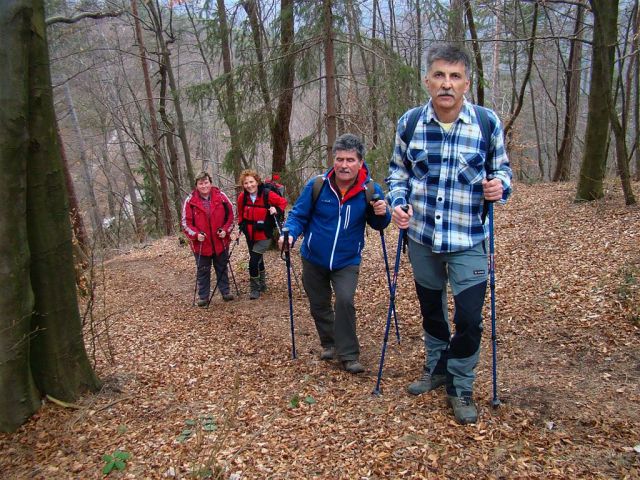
[195,250,230,300]
[408,238,488,396]
[301,258,360,361]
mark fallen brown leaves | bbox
[1,182,639,479]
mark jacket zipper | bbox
[328,183,341,270]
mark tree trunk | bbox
[1,0,100,432]
[114,125,144,241]
[416,0,422,86]
[146,0,195,188]
[371,0,379,147]
[271,0,295,176]
[503,2,538,138]
[63,83,103,240]
[554,3,584,182]
[464,0,485,106]
[609,103,637,205]
[576,0,619,201]
[447,0,465,44]
[323,0,337,166]
[491,0,503,109]
[130,0,173,234]
[57,127,89,253]
[216,0,247,179]
[0,0,41,432]
[159,60,183,219]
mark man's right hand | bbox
[278,235,293,250]
[391,205,413,229]
[197,233,206,242]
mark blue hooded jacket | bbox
[284,163,391,270]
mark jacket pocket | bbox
[406,149,429,180]
[457,152,485,185]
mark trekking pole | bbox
[206,233,239,307]
[273,213,304,296]
[281,227,297,359]
[192,235,205,306]
[226,236,240,296]
[373,205,409,396]
[488,200,500,408]
[373,194,400,344]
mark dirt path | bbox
[1,182,639,479]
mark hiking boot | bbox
[448,394,478,425]
[249,276,261,300]
[342,360,364,374]
[258,270,267,292]
[407,370,447,395]
[222,293,234,302]
[196,298,208,307]
[319,347,335,361]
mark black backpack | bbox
[239,183,286,238]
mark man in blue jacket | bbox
[279,134,391,374]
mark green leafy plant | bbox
[289,394,300,408]
[102,450,131,475]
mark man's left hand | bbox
[370,199,388,216]
[482,178,503,202]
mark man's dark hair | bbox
[426,44,472,76]
[332,133,365,160]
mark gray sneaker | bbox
[342,360,364,374]
[407,370,447,395]
[319,347,335,361]
[448,394,478,424]
[196,298,208,307]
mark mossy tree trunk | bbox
[576,0,619,201]
[0,0,100,433]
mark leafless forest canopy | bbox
[47,0,639,244]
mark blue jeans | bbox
[408,238,488,396]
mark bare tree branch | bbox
[46,10,123,26]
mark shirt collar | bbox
[424,98,473,125]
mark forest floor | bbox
[2,182,640,479]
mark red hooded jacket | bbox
[181,188,234,256]
[237,185,287,242]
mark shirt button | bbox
[436,215,441,220]
[437,197,443,202]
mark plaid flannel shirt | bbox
[386,100,512,253]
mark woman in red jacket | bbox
[237,169,287,299]
[182,172,235,306]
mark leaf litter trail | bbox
[2,182,639,479]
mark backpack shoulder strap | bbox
[474,104,498,224]
[311,175,325,205]
[401,106,423,151]
[473,104,495,165]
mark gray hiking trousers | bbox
[301,258,360,361]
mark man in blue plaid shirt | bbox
[386,44,512,424]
